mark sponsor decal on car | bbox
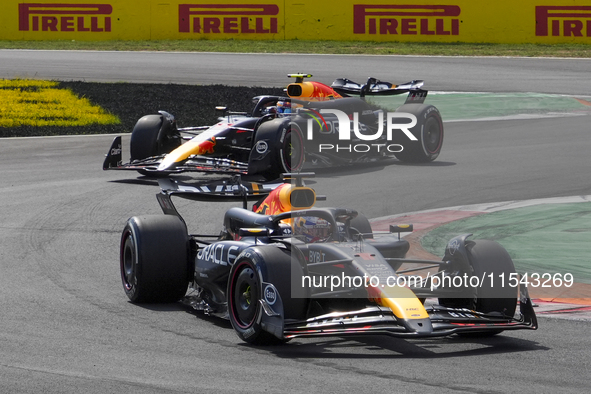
[197,243,241,266]
[308,250,326,263]
[264,284,277,305]
[447,239,461,255]
[255,140,268,154]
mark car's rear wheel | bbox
[249,118,306,181]
[120,215,190,303]
[439,239,517,337]
[279,124,305,174]
[261,123,305,180]
[393,104,443,163]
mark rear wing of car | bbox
[156,173,318,217]
[156,176,279,214]
[331,77,428,103]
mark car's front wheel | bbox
[227,247,308,345]
[348,213,373,239]
[130,114,182,176]
[439,239,518,337]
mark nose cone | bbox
[156,135,217,171]
[400,317,433,335]
[158,157,176,171]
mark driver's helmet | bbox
[261,105,277,115]
[293,216,332,243]
[276,100,292,114]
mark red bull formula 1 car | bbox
[104,74,443,180]
[119,173,537,345]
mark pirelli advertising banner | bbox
[2,1,591,44]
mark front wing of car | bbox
[262,283,537,340]
[102,136,249,175]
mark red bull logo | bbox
[254,183,289,215]
[178,3,279,34]
[536,6,591,37]
[287,81,343,101]
[195,137,216,155]
[18,3,112,32]
[353,4,461,36]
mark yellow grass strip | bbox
[0,79,119,127]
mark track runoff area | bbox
[370,195,591,320]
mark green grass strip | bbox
[421,203,591,283]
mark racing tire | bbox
[393,104,443,163]
[130,115,162,161]
[130,114,182,176]
[227,246,308,345]
[348,213,373,240]
[120,215,190,303]
[280,124,305,174]
[439,240,518,337]
[265,123,305,181]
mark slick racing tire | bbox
[120,215,190,303]
[263,123,305,181]
[439,240,518,337]
[130,114,182,176]
[249,118,305,181]
[348,213,373,240]
[277,123,305,175]
[393,104,443,163]
[227,247,308,345]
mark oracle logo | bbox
[536,6,591,37]
[353,4,461,36]
[18,3,112,32]
[179,4,279,34]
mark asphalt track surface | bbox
[1,51,591,393]
[2,49,591,94]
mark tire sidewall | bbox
[119,215,190,303]
[130,115,162,161]
[228,258,263,339]
[466,240,518,315]
[438,239,518,317]
[227,246,309,344]
[250,117,306,180]
[121,223,141,302]
[130,114,181,161]
[348,213,373,239]
[393,104,443,163]
[419,105,443,161]
[278,123,305,174]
